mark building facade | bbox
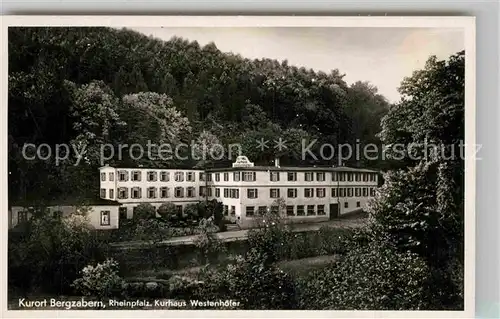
[99,156,379,229]
[9,198,121,230]
[99,166,206,219]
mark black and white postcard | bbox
[1,16,476,318]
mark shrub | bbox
[64,212,93,231]
[157,202,178,221]
[72,258,124,299]
[296,242,430,310]
[132,218,171,270]
[184,204,200,221]
[133,218,170,243]
[108,218,136,242]
[204,199,226,231]
[122,281,167,298]
[198,249,297,309]
[168,275,204,299]
[133,203,156,220]
[316,226,367,255]
[247,218,291,265]
[168,227,194,237]
[122,282,146,298]
[368,163,464,309]
[227,249,297,309]
[193,218,226,264]
[52,210,64,219]
[283,232,316,260]
[191,217,299,309]
[193,211,298,308]
[194,266,231,299]
[8,212,106,294]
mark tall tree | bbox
[344,81,390,167]
[369,51,465,309]
[117,92,192,167]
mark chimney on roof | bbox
[274,158,280,168]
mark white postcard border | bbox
[0,15,476,319]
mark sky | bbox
[131,27,464,103]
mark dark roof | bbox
[99,164,379,174]
[99,166,204,171]
[83,198,122,206]
[10,196,122,207]
[205,166,379,173]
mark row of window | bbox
[102,171,204,183]
[243,202,362,218]
[101,186,377,200]
[270,171,376,183]
[101,170,377,183]
[222,187,376,199]
[332,172,376,182]
[216,172,256,182]
[101,186,203,200]
[243,204,327,217]
[216,171,376,183]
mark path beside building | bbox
[110,218,367,249]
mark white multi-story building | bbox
[99,166,205,219]
[99,156,379,229]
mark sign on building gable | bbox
[232,156,254,168]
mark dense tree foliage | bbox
[289,51,465,311]
[72,258,124,300]
[132,203,157,220]
[8,27,389,203]
[8,212,107,294]
[368,51,465,309]
[297,242,430,310]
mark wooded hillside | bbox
[8,27,390,202]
